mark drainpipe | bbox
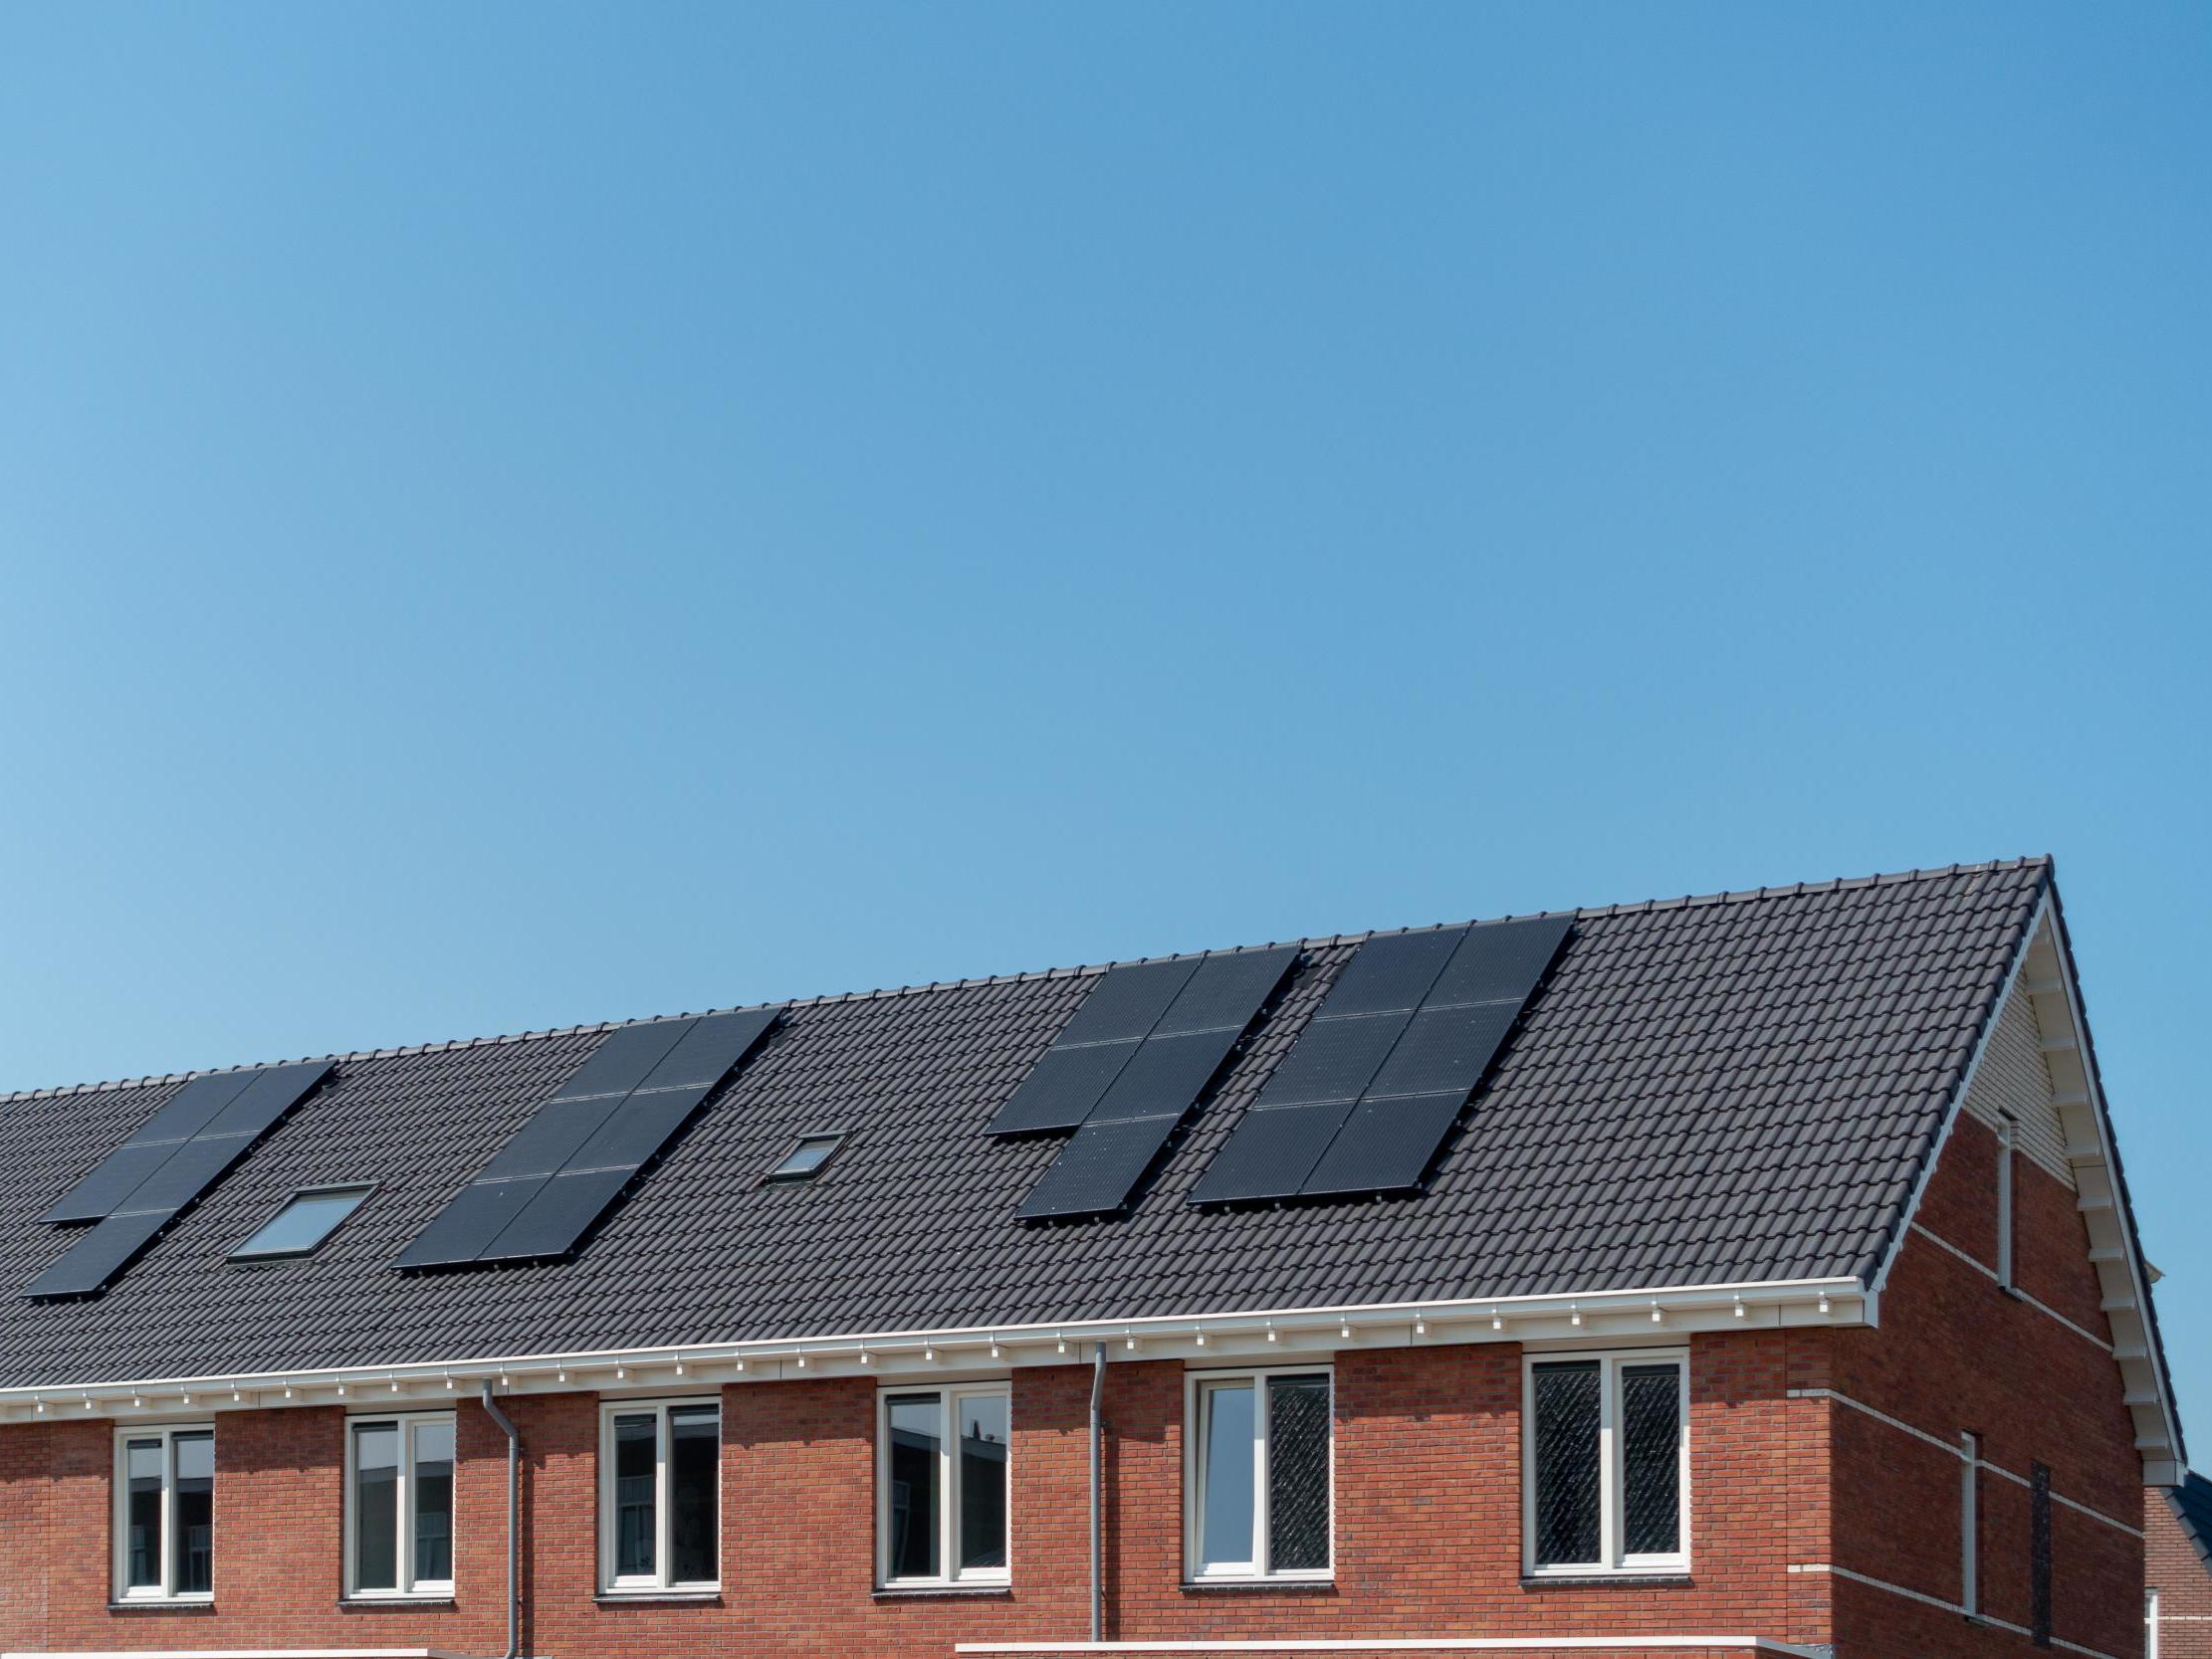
[1089,1340,1106,1643]
[481,1383,521,1659]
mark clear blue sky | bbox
[3,6,2207,1428]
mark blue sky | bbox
[2,5,2208,1426]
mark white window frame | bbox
[875,1381,1012,1588]
[343,1410,458,1600]
[1522,1348,1690,1578]
[112,1422,217,1604]
[2147,1586,2160,1659]
[597,1397,721,1594]
[1182,1363,1335,1584]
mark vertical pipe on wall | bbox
[481,1383,521,1659]
[1090,1340,1106,1643]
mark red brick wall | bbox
[2147,1490,2212,1658]
[0,1339,1827,1658]
[1831,1111,2146,1659]
[0,1115,2150,1659]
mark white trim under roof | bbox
[1867,888,2184,1484]
[0,1275,1866,1424]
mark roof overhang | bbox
[0,1275,1866,1423]
[1871,885,2186,1484]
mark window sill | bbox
[1181,1576,1336,1593]
[109,1598,216,1612]
[594,1588,723,1605]
[874,1583,1014,1600]
[340,1594,458,1608]
[1520,1572,1692,1589]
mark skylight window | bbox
[764,1133,846,1184]
[231,1185,373,1260]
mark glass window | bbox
[600,1400,720,1591]
[1526,1353,1687,1574]
[878,1384,1010,1586]
[765,1133,846,1183]
[113,1425,217,1601]
[1187,1368,1332,1581]
[347,1414,457,1597]
[231,1185,373,1259]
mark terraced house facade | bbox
[0,858,2181,1658]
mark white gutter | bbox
[0,1276,1865,1422]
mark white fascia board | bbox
[0,1275,1866,1422]
[1866,879,2184,1484]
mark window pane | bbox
[1532,1362,1601,1567]
[612,1414,657,1578]
[1266,1375,1331,1571]
[1198,1381,1256,1569]
[1621,1364,1681,1556]
[171,1432,214,1595]
[233,1187,371,1257]
[412,1420,455,1585]
[957,1393,1008,1572]
[124,1439,162,1590]
[352,1423,400,1591]
[886,1394,942,1579]
[668,1406,718,1584]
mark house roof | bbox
[0,858,2056,1389]
[2168,1472,2212,1564]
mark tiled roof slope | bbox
[2170,1472,2212,1563]
[0,859,2050,1388]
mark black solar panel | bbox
[38,1143,177,1227]
[1054,957,1199,1047]
[119,1073,256,1148]
[1192,917,1574,1206]
[986,1040,1139,1138]
[396,1007,779,1269]
[391,1176,543,1270]
[1299,1092,1468,1196]
[44,1071,259,1224]
[1086,1027,1242,1124]
[477,1166,636,1262]
[1249,1010,1411,1108]
[1187,1102,1349,1205]
[1014,1116,1179,1220]
[23,1209,172,1300]
[25,1060,335,1298]
[998,946,1300,1219]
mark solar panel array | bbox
[26,1060,335,1300]
[999,947,1298,1220]
[396,1008,779,1269]
[1190,916,1572,1206]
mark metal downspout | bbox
[481,1383,521,1659]
[1090,1340,1106,1643]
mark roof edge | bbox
[0,1274,1867,1413]
[0,856,2054,1105]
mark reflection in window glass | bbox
[352,1422,401,1591]
[413,1419,455,1584]
[613,1414,657,1579]
[668,1406,719,1585]
[1266,1375,1331,1572]
[232,1186,372,1258]
[171,1432,215,1596]
[125,1439,162,1590]
[886,1394,942,1580]
[958,1393,1008,1571]
[1199,1381,1256,1570]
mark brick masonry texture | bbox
[2148,1484,2212,1657]
[0,1093,2150,1659]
